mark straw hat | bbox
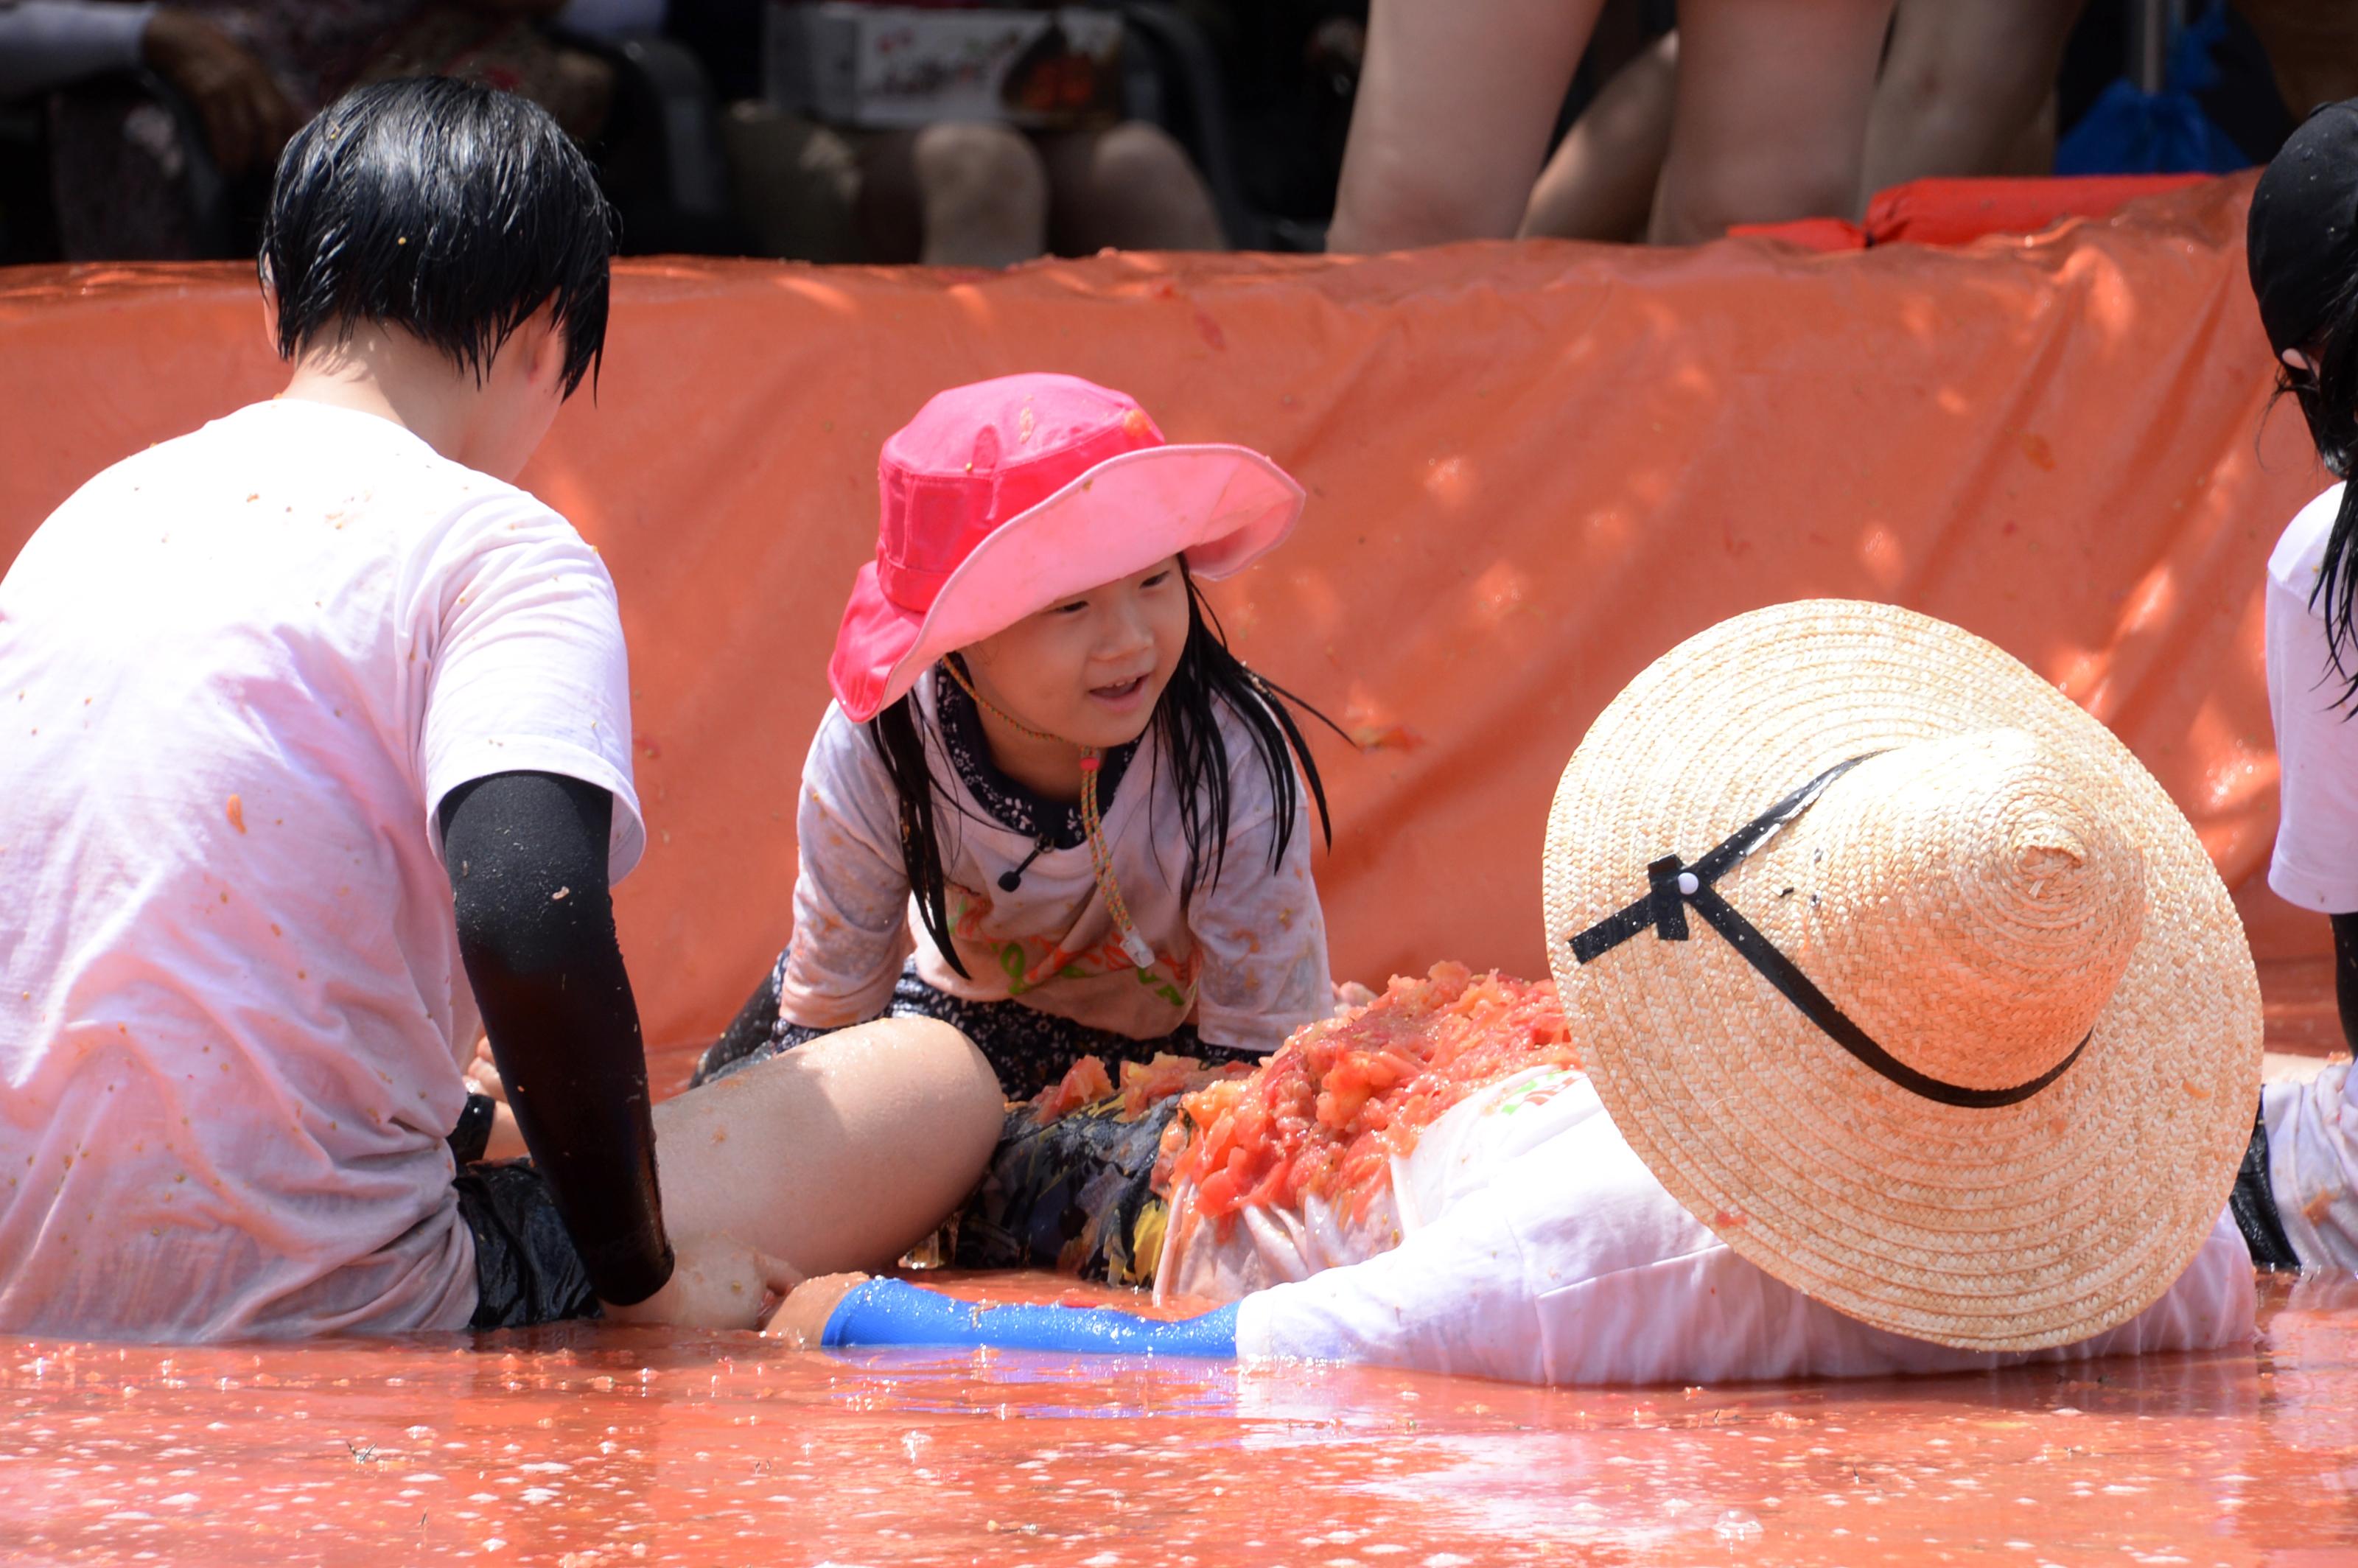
[1543,600,2261,1351]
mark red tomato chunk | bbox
[1165,963,1578,1225]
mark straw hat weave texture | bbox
[1543,601,2261,1351]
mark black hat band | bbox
[1568,754,2090,1111]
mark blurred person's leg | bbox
[859,120,1049,267]
[1520,29,1679,242]
[1039,121,1225,254]
[2237,0,2358,120]
[720,102,861,262]
[1857,0,2087,205]
[1648,0,1895,245]
[1327,0,1608,252]
[2000,94,2063,178]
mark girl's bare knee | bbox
[656,1016,1002,1274]
[1084,123,1195,191]
[912,122,1044,197]
[1334,151,1511,251]
[869,1016,1004,1131]
[788,1016,1003,1163]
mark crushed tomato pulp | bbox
[1166,962,1577,1224]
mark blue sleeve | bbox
[822,1278,1239,1359]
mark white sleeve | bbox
[1234,1099,1651,1382]
[1236,1157,1554,1382]
[0,3,157,99]
[772,704,917,1029]
[1188,723,1332,1053]
[2264,1064,2358,1272]
[1239,1103,2257,1385]
[2267,490,2358,912]
[415,494,643,881]
[1233,1111,1756,1386]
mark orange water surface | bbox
[4,1273,2354,1567]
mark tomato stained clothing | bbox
[777,671,1330,1054]
[1230,1068,2256,1385]
[0,398,644,1342]
[2262,1063,2358,1273]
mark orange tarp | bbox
[0,175,2337,1082]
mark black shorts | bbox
[2231,1098,2301,1270]
[453,1161,602,1329]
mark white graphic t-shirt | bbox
[0,399,643,1341]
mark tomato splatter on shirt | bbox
[1166,963,1576,1228]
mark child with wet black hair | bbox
[2239,97,2358,1275]
[0,77,1001,1342]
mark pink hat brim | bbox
[830,444,1304,722]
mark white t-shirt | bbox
[0,399,643,1342]
[2260,482,2358,1273]
[2264,1064,2358,1273]
[1231,1068,2256,1385]
[2267,483,2358,913]
[778,674,1330,1052]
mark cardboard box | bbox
[766,3,1124,130]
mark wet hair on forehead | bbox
[259,77,614,396]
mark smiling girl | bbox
[697,374,1337,1104]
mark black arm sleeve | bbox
[441,770,674,1306]
[2333,912,2358,1059]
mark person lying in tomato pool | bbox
[766,603,2264,1386]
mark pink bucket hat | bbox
[828,373,1306,722]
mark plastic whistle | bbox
[1120,929,1156,970]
